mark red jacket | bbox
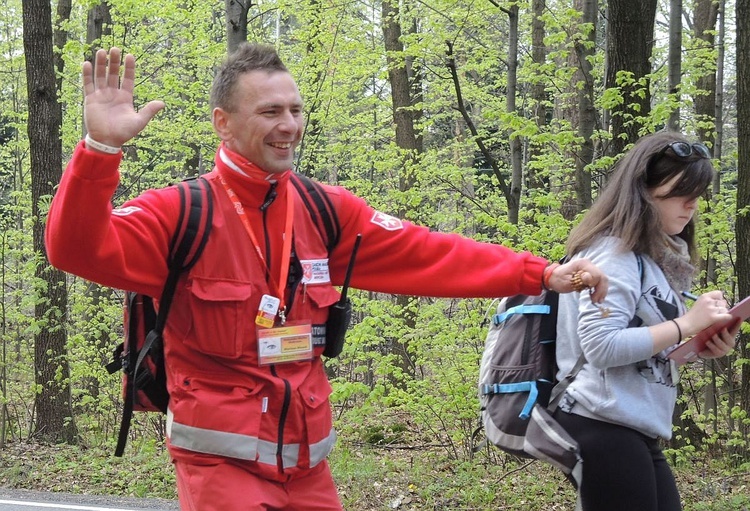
[46,142,548,481]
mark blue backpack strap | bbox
[481,381,539,420]
[493,304,551,325]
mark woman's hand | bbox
[677,291,732,337]
[698,320,740,360]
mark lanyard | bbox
[218,174,295,316]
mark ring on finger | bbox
[571,270,587,292]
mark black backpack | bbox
[106,174,343,456]
[106,177,213,456]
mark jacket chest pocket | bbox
[291,284,341,322]
[186,277,258,359]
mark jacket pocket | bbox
[186,277,256,359]
[307,285,341,307]
[293,284,340,321]
[298,372,334,444]
[170,378,266,461]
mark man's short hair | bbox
[210,43,289,112]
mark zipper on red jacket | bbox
[285,252,302,318]
[270,365,292,473]
[259,182,277,277]
[261,182,293,473]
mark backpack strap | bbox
[156,177,214,332]
[133,177,213,401]
[115,177,213,456]
[493,304,551,325]
[290,173,340,252]
[548,352,586,412]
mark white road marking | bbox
[0,500,139,511]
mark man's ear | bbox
[212,107,231,141]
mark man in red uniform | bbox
[46,44,608,511]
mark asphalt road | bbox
[0,488,179,511]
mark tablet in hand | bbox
[667,295,749,366]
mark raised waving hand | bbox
[82,47,165,149]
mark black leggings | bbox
[553,410,682,511]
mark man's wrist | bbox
[542,263,559,291]
[84,134,121,154]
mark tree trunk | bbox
[704,0,723,286]
[382,0,422,184]
[688,0,721,431]
[667,0,682,131]
[382,0,423,383]
[527,0,546,193]
[22,0,77,444]
[85,1,111,63]
[735,0,750,460]
[555,0,596,219]
[506,4,522,225]
[573,0,597,212]
[225,0,251,54]
[605,0,657,156]
[1,231,8,447]
[79,0,115,407]
[693,0,719,146]
[714,0,726,171]
[296,0,326,180]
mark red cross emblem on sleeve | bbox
[370,211,404,231]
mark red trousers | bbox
[174,459,343,511]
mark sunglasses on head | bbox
[655,141,711,160]
[647,141,710,176]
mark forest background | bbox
[1,0,750,509]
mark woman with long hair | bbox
[554,131,738,511]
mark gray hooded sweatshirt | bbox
[556,236,685,440]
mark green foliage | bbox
[330,439,580,510]
[673,458,750,511]
[0,441,175,499]
[1,439,747,510]
[2,1,747,508]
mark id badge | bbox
[256,294,280,328]
[257,322,313,365]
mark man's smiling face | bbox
[213,70,304,173]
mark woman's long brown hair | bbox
[565,131,714,262]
